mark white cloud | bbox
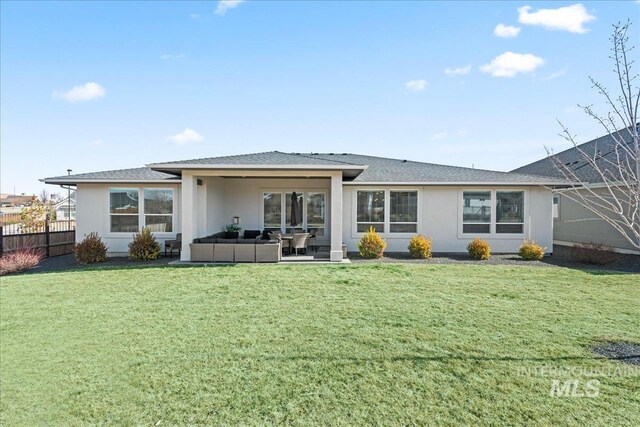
[89,139,103,147]
[190,13,200,20]
[518,4,595,34]
[543,67,568,80]
[168,128,204,145]
[53,82,106,102]
[215,0,245,15]
[160,53,185,60]
[494,23,521,38]
[430,132,448,141]
[444,65,472,76]
[480,52,544,77]
[405,80,427,91]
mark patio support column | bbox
[180,172,198,261]
[330,172,343,262]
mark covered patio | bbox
[173,167,359,263]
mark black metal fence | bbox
[0,217,76,258]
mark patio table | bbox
[280,234,293,254]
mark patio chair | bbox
[165,233,182,258]
[307,229,317,253]
[290,233,310,255]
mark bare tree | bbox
[39,189,50,203]
[547,21,640,250]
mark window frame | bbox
[552,194,560,220]
[356,189,386,233]
[107,187,176,236]
[495,190,525,234]
[458,188,527,238]
[461,190,492,234]
[389,190,418,233]
[260,190,328,238]
[352,188,421,238]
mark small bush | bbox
[74,232,108,264]
[467,238,491,260]
[358,227,387,259]
[519,240,546,261]
[408,235,432,259]
[0,249,43,275]
[128,227,161,261]
[570,243,618,265]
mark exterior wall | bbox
[198,176,332,243]
[342,185,553,253]
[76,183,181,255]
[554,189,639,253]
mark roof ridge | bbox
[289,152,367,166]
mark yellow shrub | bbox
[128,227,161,261]
[467,238,491,260]
[358,227,387,259]
[408,235,432,259]
[518,240,545,261]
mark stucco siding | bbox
[342,185,553,253]
[76,183,181,255]
[554,190,638,252]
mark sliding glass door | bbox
[263,191,326,236]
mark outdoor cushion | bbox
[216,238,238,244]
[238,238,257,244]
[243,230,261,239]
[198,237,217,243]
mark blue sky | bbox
[1,1,638,195]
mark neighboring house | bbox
[513,130,639,254]
[0,194,35,208]
[42,151,564,261]
[54,192,77,220]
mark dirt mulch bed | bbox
[348,245,640,273]
[592,341,640,366]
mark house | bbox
[54,192,77,220]
[513,129,639,254]
[42,151,565,261]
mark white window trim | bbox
[259,189,329,239]
[352,188,420,238]
[457,188,528,239]
[107,187,176,237]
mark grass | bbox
[1,264,639,426]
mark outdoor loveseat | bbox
[189,231,281,263]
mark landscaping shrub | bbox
[358,226,387,259]
[74,232,108,264]
[518,240,545,261]
[408,235,432,259]
[570,243,618,265]
[0,248,43,275]
[467,238,491,260]
[128,227,161,261]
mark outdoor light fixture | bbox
[233,216,241,225]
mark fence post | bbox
[0,226,3,256]
[45,218,50,258]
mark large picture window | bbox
[496,191,524,234]
[390,191,417,233]
[462,191,491,233]
[356,190,385,232]
[110,188,139,233]
[461,190,525,235]
[144,189,173,232]
[263,192,282,230]
[109,188,174,233]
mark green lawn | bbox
[1,264,638,426]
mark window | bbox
[356,190,385,232]
[110,188,139,233]
[496,191,524,233]
[262,191,326,235]
[144,189,173,232]
[306,192,326,236]
[263,192,282,230]
[462,191,491,233]
[552,195,559,219]
[390,191,417,233]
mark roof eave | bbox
[41,178,180,185]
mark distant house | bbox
[513,129,639,254]
[54,191,76,220]
[0,194,35,208]
[43,151,564,260]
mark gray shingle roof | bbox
[305,153,563,184]
[43,151,565,185]
[512,128,635,183]
[42,167,178,184]
[148,151,365,167]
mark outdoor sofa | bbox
[189,230,281,263]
